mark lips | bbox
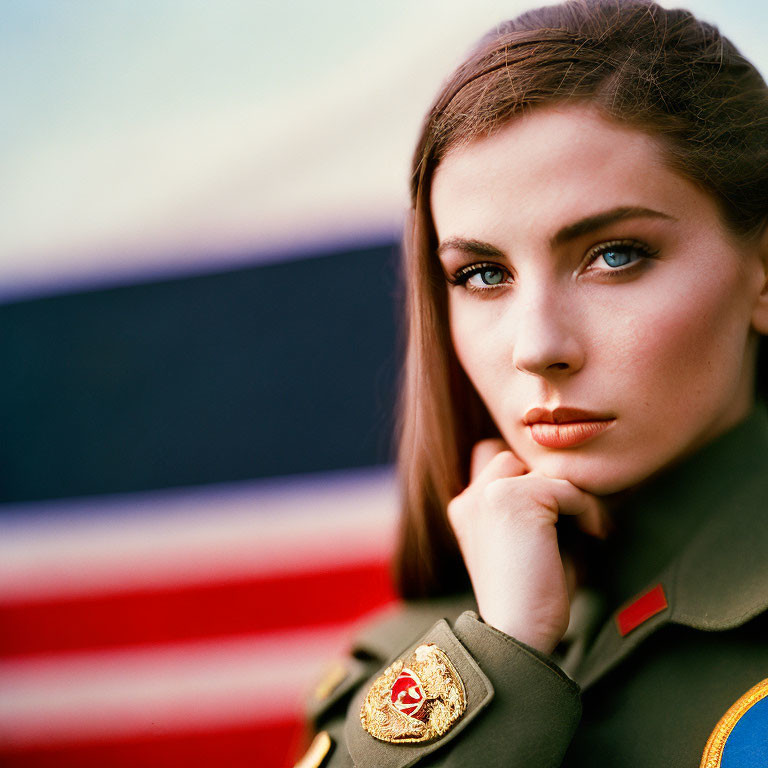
[524,407,616,448]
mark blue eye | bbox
[473,268,505,285]
[450,262,511,291]
[589,240,658,271]
[602,249,633,267]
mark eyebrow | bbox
[436,238,505,260]
[436,206,677,260]
[550,206,677,247]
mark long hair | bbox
[394,0,768,599]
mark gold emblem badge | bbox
[360,643,467,743]
[700,678,768,767]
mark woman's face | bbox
[431,104,768,495]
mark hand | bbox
[447,438,607,655]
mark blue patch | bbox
[722,696,768,767]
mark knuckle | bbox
[478,450,523,482]
[446,495,466,526]
[531,486,560,513]
[470,439,502,475]
[517,474,561,515]
[477,474,564,522]
[481,476,512,508]
[493,450,522,474]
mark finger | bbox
[536,476,608,539]
[490,473,606,537]
[470,439,527,484]
[470,438,508,480]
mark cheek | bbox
[619,274,751,413]
[449,302,507,396]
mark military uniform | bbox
[299,405,768,767]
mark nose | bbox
[511,289,585,377]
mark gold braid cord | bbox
[700,678,768,768]
[360,643,467,744]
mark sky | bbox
[1,0,766,301]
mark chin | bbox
[525,452,652,497]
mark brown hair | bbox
[394,0,768,599]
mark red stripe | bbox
[616,583,668,637]
[0,561,396,657]
[0,717,304,768]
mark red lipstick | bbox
[524,407,615,449]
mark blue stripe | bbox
[1,242,400,505]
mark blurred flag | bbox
[0,467,398,767]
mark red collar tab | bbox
[616,583,668,637]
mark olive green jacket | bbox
[300,407,768,767]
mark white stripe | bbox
[0,466,397,603]
[1,0,543,301]
[0,616,389,747]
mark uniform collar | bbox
[574,403,768,689]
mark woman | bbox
[297,2,768,766]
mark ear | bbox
[751,224,768,335]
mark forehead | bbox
[430,104,705,242]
